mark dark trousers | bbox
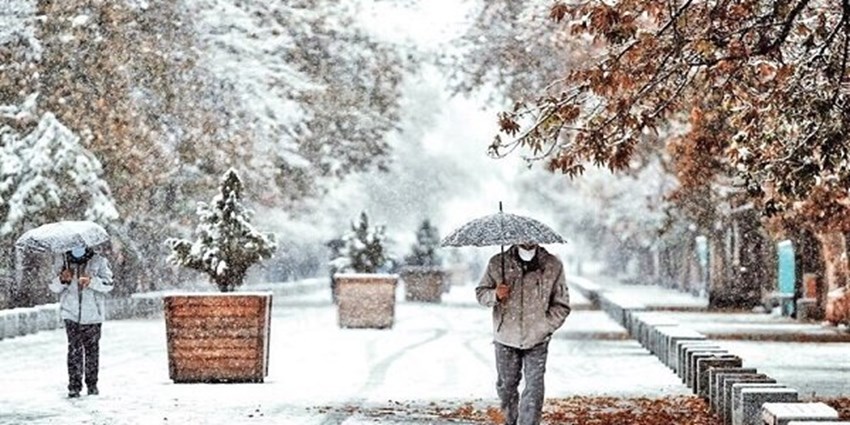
[64,320,102,392]
[494,341,549,425]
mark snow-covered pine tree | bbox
[333,211,387,274]
[0,111,119,237]
[166,168,276,292]
[404,219,441,267]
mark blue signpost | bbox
[777,240,796,316]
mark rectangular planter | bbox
[164,292,272,383]
[335,273,397,329]
[400,267,445,303]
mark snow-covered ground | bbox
[0,280,688,425]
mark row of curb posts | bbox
[573,279,847,425]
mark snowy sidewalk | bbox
[0,280,688,425]
[572,274,850,342]
[570,274,850,398]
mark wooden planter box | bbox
[164,293,272,383]
[400,267,445,303]
[335,273,397,329]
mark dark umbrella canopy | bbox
[440,211,566,247]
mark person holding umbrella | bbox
[442,205,570,425]
[476,242,570,425]
[48,244,114,398]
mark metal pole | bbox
[499,202,505,283]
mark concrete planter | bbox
[400,267,445,303]
[335,273,398,329]
[164,293,272,383]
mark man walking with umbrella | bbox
[476,242,571,425]
[48,244,114,398]
[441,204,571,425]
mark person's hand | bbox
[78,275,91,289]
[495,284,510,302]
[59,269,73,284]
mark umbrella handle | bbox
[500,244,505,284]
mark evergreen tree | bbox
[332,211,387,274]
[405,219,441,267]
[0,112,119,237]
[166,169,276,292]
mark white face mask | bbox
[71,246,86,258]
[518,246,537,262]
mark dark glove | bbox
[59,269,73,284]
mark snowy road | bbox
[0,282,689,424]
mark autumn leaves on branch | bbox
[494,0,850,232]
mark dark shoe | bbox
[68,391,80,398]
[87,386,99,396]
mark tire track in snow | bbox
[315,306,455,425]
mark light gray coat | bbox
[48,254,114,324]
[476,246,571,349]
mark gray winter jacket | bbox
[48,253,114,324]
[476,246,571,349]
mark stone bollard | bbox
[17,308,39,336]
[681,346,727,382]
[653,325,706,369]
[787,422,850,425]
[762,402,839,425]
[737,388,797,425]
[696,356,743,399]
[635,315,677,349]
[710,368,758,413]
[664,331,706,370]
[678,342,721,379]
[720,374,773,425]
[106,298,126,320]
[3,310,20,338]
[600,293,646,329]
[36,304,60,331]
[643,317,677,348]
[688,351,731,389]
[730,383,788,425]
[0,310,6,340]
[650,324,682,360]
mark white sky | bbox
[349,0,529,241]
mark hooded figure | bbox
[476,244,571,425]
[48,245,113,398]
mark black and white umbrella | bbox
[440,204,566,248]
[15,220,110,253]
[440,203,565,282]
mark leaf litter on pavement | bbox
[310,395,722,424]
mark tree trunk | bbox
[817,232,848,315]
[794,228,826,319]
[708,224,733,309]
[735,209,767,309]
